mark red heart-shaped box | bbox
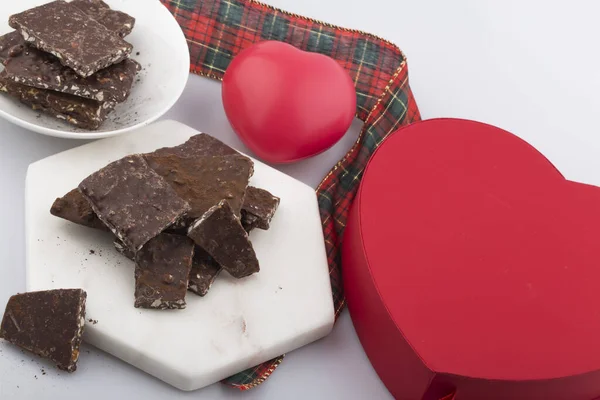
[343,119,600,400]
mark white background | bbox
[2,0,600,398]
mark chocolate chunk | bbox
[78,154,191,252]
[9,1,133,78]
[188,247,222,297]
[152,133,241,159]
[144,154,254,220]
[0,74,116,130]
[114,239,135,261]
[241,187,280,231]
[188,200,260,279]
[241,212,260,233]
[0,289,87,372]
[0,31,26,63]
[134,234,194,310]
[50,188,108,231]
[70,0,136,38]
[4,50,141,102]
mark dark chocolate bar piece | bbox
[188,200,260,279]
[144,154,253,220]
[152,133,242,159]
[241,187,280,231]
[0,75,116,130]
[114,239,135,261]
[188,247,222,297]
[0,289,86,372]
[70,0,135,38]
[4,48,140,102]
[0,31,25,63]
[9,1,133,77]
[134,234,195,310]
[78,154,191,252]
[51,188,108,231]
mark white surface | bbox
[2,0,600,399]
[25,120,335,391]
[0,0,189,139]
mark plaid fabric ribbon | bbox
[160,0,421,390]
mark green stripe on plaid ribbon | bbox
[160,0,421,391]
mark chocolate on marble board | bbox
[0,75,116,130]
[188,247,222,297]
[70,0,136,38]
[0,289,87,372]
[188,200,260,279]
[152,133,243,159]
[114,239,135,261]
[241,211,259,233]
[134,234,195,310]
[144,153,254,220]
[50,188,108,231]
[241,186,280,231]
[4,49,141,102]
[9,1,133,78]
[78,154,191,252]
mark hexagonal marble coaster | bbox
[25,120,334,391]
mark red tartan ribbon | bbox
[160,0,421,391]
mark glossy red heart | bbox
[222,41,356,164]
[343,119,600,399]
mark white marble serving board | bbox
[24,120,335,391]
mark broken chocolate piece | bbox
[0,289,86,372]
[4,49,141,102]
[241,187,280,231]
[188,247,222,297]
[0,31,25,63]
[114,239,135,261]
[70,0,136,38]
[188,200,260,279]
[78,154,191,252]
[0,74,116,130]
[134,234,195,310]
[50,188,108,231]
[241,212,260,233]
[152,133,242,159]
[9,1,133,77]
[144,154,253,220]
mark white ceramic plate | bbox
[0,0,190,139]
[25,120,335,391]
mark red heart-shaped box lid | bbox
[343,119,600,400]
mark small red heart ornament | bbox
[343,119,600,400]
[222,41,356,164]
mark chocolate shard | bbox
[0,289,87,372]
[152,133,242,159]
[78,154,191,252]
[0,74,116,130]
[0,31,26,63]
[241,212,260,233]
[144,153,254,220]
[241,187,280,231]
[188,247,222,297]
[114,239,135,261]
[50,188,108,231]
[70,0,136,38]
[3,49,141,102]
[188,200,260,279]
[134,234,195,310]
[9,1,133,78]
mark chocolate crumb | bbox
[89,250,95,255]
[136,51,140,56]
